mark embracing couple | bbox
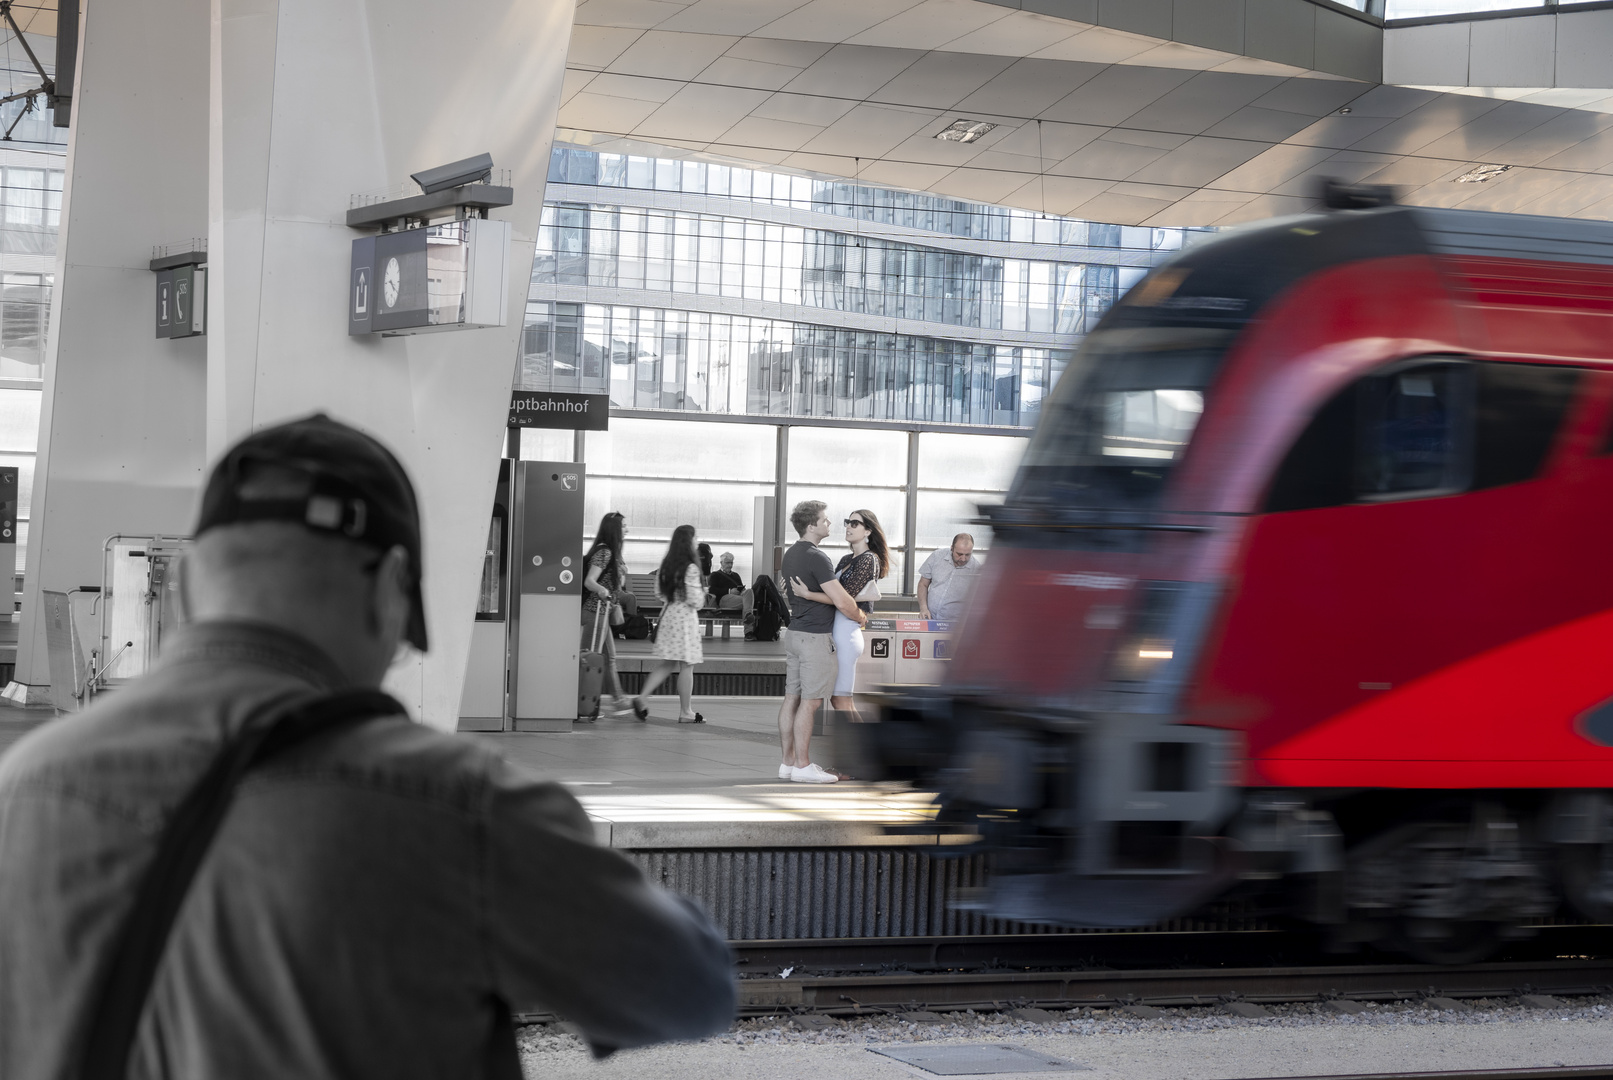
[776,499,889,784]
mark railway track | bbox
[726,926,1613,1017]
[733,955,1613,1016]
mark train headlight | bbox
[1105,580,1217,691]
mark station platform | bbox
[3,693,995,940]
[474,695,943,849]
[475,695,1004,940]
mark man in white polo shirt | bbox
[917,532,981,623]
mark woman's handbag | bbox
[609,602,626,626]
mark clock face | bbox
[383,257,401,308]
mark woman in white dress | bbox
[789,509,889,720]
[630,524,706,724]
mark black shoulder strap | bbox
[79,688,405,1080]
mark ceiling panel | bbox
[1207,142,1339,192]
[755,0,926,44]
[724,36,837,67]
[1201,105,1317,142]
[1485,111,1613,168]
[868,50,1018,110]
[848,0,1008,50]
[697,55,808,91]
[1119,70,1282,135]
[752,91,858,127]
[800,102,939,158]
[720,114,826,152]
[566,25,647,70]
[781,43,925,98]
[573,0,692,31]
[635,83,774,141]
[1413,100,1568,164]
[1039,64,1198,126]
[1031,25,1163,64]
[1126,135,1270,187]
[938,11,1088,57]
[955,57,1102,118]
[555,1,1613,226]
[655,0,808,35]
[1052,136,1175,182]
[607,30,739,80]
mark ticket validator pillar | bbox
[509,461,585,731]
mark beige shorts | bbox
[783,630,836,702]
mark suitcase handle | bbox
[590,601,610,654]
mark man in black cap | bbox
[0,414,735,1079]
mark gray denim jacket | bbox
[0,621,735,1079]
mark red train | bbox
[868,195,1613,961]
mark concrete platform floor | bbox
[474,696,942,848]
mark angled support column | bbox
[15,0,211,704]
[209,0,575,727]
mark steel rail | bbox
[736,957,1613,1015]
[511,929,1613,1025]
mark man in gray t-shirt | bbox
[776,500,866,784]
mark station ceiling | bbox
[554,0,1613,225]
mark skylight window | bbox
[935,120,996,144]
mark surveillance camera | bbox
[411,153,495,195]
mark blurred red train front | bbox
[866,198,1613,961]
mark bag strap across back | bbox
[78,688,421,1080]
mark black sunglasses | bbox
[843,518,866,528]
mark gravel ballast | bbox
[518,996,1613,1079]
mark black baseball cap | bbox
[194,413,428,651]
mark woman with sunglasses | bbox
[789,509,889,718]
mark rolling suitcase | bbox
[578,603,608,721]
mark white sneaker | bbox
[790,763,838,784]
[778,763,793,780]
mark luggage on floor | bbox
[579,605,608,720]
[617,612,651,640]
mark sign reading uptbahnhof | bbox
[508,391,609,431]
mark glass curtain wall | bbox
[547,146,1188,250]
[521,301,1064,427]
[527,145,1208,431]
[535,202,1128,335]
[521,419,776,584]
[915,432,1029,567]
[785,426,909,590]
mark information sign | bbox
[154,271,173,338]
[349,219,510,336]
[508,391,609,431]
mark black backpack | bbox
[746,576,789,642]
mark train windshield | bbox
[1010,327,1235,512]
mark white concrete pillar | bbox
[209,0,574,727]
[20,0,574,728]
[14,0,212,700]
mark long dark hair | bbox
[697,542,713,579]
[851,509,891,579]
[657,524,698,603]
[584,512,625,570]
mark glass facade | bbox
[521,145,1211,592]
[520,421,1028,591]
[524,145,1207,431]
[521,301,1059,427]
